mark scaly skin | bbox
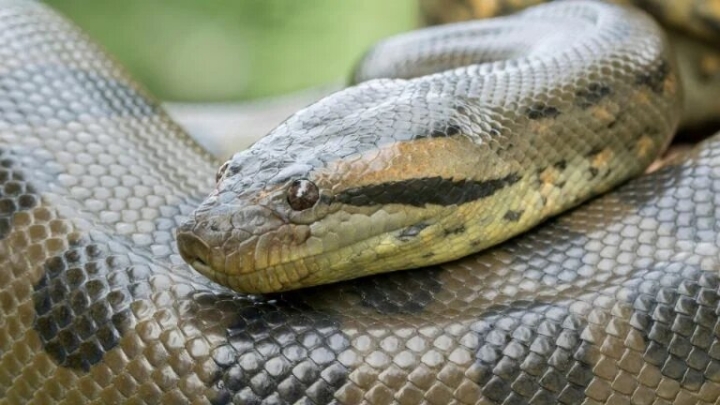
[178,2,681,293]
[2,1,720,404]
[420,0,720,43]
[419,0,720,129]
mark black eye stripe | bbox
[334,174,521,207]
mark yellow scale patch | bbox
[590,105,616,125]
[636,135,656,160]
[537,166,562,214]
[700,54,720,79]
[592,148,613,170]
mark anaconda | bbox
[2,1,720,404]
[177,1,681,294]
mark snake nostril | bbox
[177,232,212,273]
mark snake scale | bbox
[3,0,720,404]
[177,0,680,294]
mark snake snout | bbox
[177,232,214,276]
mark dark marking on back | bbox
[554,160,567,170]
[444,224,466,236]
[441,123,462,137]
[616,263,720,400]
[467,302,592,404]
[33,236,137,371]
[635,60,670,94]
[585,147,604,157]
[342,266,444,314]
[335,173,522,207]
[575,82,612,108]
[398,222,430,241]
[526,103,560,120]
[207,295,350,405]
[589,167,599,178]
[0,149,39,239]
[418,123,463,139]
[503,210,523,222]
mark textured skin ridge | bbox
[0,1,720,405]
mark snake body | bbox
[178,1,680,293]
[2,1,720,404]
[421,0,720,131]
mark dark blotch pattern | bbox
[575,82,612,108]
[585,147,604,157]
[398,222,430,241]
[526,103,561,120]
[335,173,521,207]
[444,224,466,236]
[635,59,670,94]
[467,302,593,404]
[504,210,524,222]
[207,298,350,405]
[341,266,444,314]
[609,262,720,403]
[422,123,463,138]
[3,1,713,404]
[33,237,138,371]
[0,148,38,239]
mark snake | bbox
[3,0,720,404]
[176,0,682,294]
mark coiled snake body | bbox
[177,1,680,294]
[2,1,720,404]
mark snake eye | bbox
[287,179,319,211]
[216,162,230,183]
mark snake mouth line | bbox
[191,258,212,274]
[187,256,220,280]
[216,216,454,293]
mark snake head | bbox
[175,81,520,294]
[176,148,339,293]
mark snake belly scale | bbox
[2,0,720,405]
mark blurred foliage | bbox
[45,0,419,101]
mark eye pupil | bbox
[216,162,230,183]
[287,179,319,211]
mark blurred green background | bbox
[44,0,419,102]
